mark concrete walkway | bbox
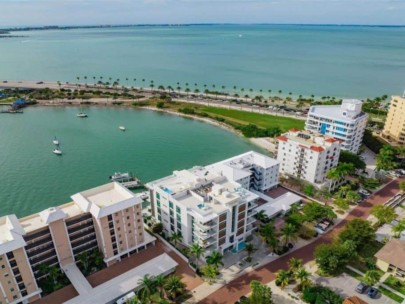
[62,264,92,296]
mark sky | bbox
[0,0,404,27]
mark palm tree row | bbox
[133,274,186,303]
[275,258,311,290]
[259,221,299,254]
[73,75,339,104]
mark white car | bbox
[358,189,371,196]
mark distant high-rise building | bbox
[382,95,405,146]
[305,99,368,153]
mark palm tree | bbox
[206,250,224,268]
[392,219,405,237]
[190,243,204,268]
[245,243,256,260]
[364,270,381,286]
[137,274,156,300]
[164,275,186,300]
[275,270,290,289]
[169,232,182,247]
[201,265,218,285]
[259,222,279,251]
[281,223,299,246]
[295,267,311,288]
[77,252,90,274]
[154,274,166,298]
[288,257,303,274]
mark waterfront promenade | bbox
[0,80,307,120]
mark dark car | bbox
[368,287,379,299]
[355,282,369,294]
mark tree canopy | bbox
[371,205,397,226]
[338,219,375,248]
[376,146,397,171]
[339,151,366,170]
[302,202,337,222]
[249,280,273,304]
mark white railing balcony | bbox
[193,221,216,231]
[248,202,258,210]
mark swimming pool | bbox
[231,241,246,253]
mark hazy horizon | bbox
[1,0,404,27]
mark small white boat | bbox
[109,172,131,181]
[77,113,88,118]
[53,137,59,145]
[119,126,126,131]
[53,148,62,155]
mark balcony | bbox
[66,214,93,228]
[194,228,216,240]
[25,236,53,251]
[23,229,51,242]
[29,250,57,267]
[248,202,258,210]
[193,221,216,231]
[198,236,217,248]
[69,228,96,242]
[68,221,95,234]
[72,239,98,255]
[26,244,55,259]
[247,209,257,217]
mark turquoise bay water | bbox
[0,25,405,98]
[0,106,260,217]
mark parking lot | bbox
[313,272,398,304]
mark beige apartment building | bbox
[0,182,153,304]
[382,95,405,145]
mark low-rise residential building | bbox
[382,95,405,146]
[276,129,341,184]
[146,166,259,255]
[305,99,368,153]
[375,239,405,278]
[206,151,280,192]
[0,182,154,304]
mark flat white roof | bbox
[72,182,142,219]
[208,151,279,171]
[0,215,27,255]
[255,191,302,218]
[64,253,178,304]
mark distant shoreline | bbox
[2,23,405,32]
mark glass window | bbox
[169,201,174,209]
[176,206,181,214]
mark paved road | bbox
[199,178,403,304]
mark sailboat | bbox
[53,136,59,145]
[119,126,126,131]
[53,144,62,155]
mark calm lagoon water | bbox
[0,106,260,217]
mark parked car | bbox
[358,189,371,197]
[355,282,369,294]
[315,218,333,234]
[367,287,379,299]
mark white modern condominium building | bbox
[276,129,341,184]
[206,151,280,192]
[305,99,368,153]
[146,152,280,254]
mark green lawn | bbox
[379,286,404,303]
[200,107,305,131]
[384,275,405,295]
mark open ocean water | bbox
[0,24,404,98]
